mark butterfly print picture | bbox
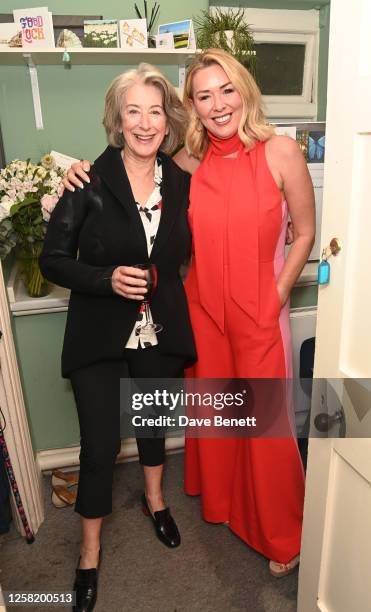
[308,131,325,163]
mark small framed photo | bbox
[0,23,22,48]
[154,32,174,49]
[119,19,147,49]
[158,19,195,49]
[84,19,118,48]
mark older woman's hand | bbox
[111,266,148,300]
[63,160,91,192]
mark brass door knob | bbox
[329,238,341,256]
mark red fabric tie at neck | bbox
[207,130,242,156]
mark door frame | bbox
[0,262,44,535]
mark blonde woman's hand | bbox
[285,221,294,245]
[111,266,148,300]
[62,160,91,192]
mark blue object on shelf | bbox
[318,259,330,285]
[62,49,71,64]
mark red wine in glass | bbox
[134,263,163,336]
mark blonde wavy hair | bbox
[103,63,187,155]
[184,49,273,160]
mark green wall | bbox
[209,0,330,120]
[12,312,79,450]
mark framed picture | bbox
[0,23,22,48]
[158,19,196,49]
[275,121,326,164]
[0,14,103,47]
[84,20,118,48]
[118,19,147,49]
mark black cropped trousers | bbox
[70,346,185,518]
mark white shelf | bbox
[0,47,199,66]
[7,263,69,316]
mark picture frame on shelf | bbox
[0,23,22,48]
[119,19,148,49]
[158,19,196,50]
[83,19,118,48]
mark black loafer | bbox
[73,554,100,612]
[141,494,181,548]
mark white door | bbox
[297,0,371,610]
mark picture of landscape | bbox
[158,19,191,49]
[84,19,118,48]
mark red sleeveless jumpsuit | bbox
[184,135,305,563]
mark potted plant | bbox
[194,8,256,74]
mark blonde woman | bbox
[64,49,315,578]
[40,64,196,611]
[177,49,314,577]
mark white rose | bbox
[0,197,14,218]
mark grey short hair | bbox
[103,63,188,155]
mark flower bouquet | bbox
[0,154,65,297]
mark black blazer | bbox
[39,146,197,377]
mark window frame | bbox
[253,31,317,118]
[217,7,320,118]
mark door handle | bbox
[314,408,346,437]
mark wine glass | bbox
[134,263,163,336]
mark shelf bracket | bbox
[178,63,186,92]
[22,53,44,130]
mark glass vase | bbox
[17,242,50,298]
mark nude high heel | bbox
[51,485,77,508]
[51,469,79,488]
[269,554,300,577]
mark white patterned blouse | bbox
[125,157,163,349]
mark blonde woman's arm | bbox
[266,135,315,305]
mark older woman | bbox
[63,49,315,578]
[40,64,196,612]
